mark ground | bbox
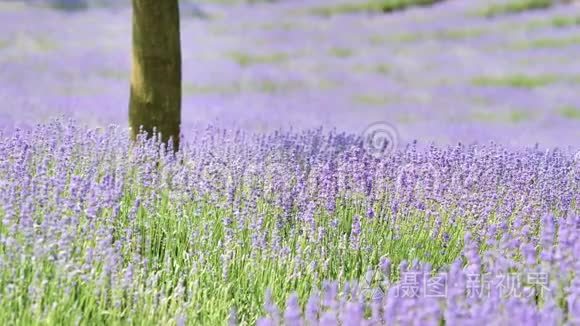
[0,0,579,148]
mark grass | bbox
[479,0,553,18]
[353,94,391,106]
[369,34,388,45]
[45,0,89,11]
[437,28,486,40]
[393,33,425,43]
[374,64,390,75]
[317,79,339,90]
[9,36,58,53]
[184,79,301,95]
[0,183,465,324]
[373,28,484,44]
[97,69,128,80]
[567,75,580,84]
[329,47,354,58]
[472,74,556,89]
[513,36,580,49]
[311,0,445,16]
[559,106,580,119]
[258,21,296,31]
[194,0,279,3]
[470,109,534,123]
[353,63,392,76]
[549,15,580,28]
[254,79,298,93]
[522,14,580,31]
[228,51,290,67]
[395,113,420,124]
[353,63,391,75]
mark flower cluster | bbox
[2,0,580,146]
[0,120,577,324]
[261,216,580,325]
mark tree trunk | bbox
[130,0,181,152]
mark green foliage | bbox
[373,28,484,45]
[0,188,465,324]
[470,110,534,123]
[228,51,290,67]
[186,0,277,3]
[374,64,390,75]
[329,47,354,58]
[97,69,128,80]
[514,36,580,49]
[255,79,296,93]
[523,14,580,31]
[559,106,580,119]
[508,110,532,123]
[472,74,556,89]
[437,28,485,40]
[369,34,388,45]
[394,33,424,42]
[550,15,580,28]
[47,0,89,11]
[311,0,444,16]
[480,0,553,18]
[353,94,390,106]
[184,80,300,95]
[352,63,391,75]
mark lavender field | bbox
[0,0,580,325]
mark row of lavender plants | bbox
[0,120,578,324]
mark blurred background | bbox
[0,0,579,148]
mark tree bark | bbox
[130,0,181,152]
